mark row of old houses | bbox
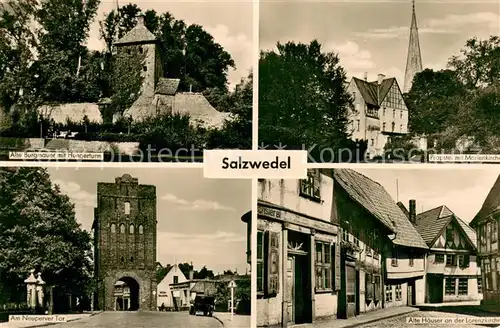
[242,169,483,327]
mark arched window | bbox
[111,224,116,233]
[138,225,144,234]
[129,224,134,234]
[130,256,134,262]
[124,202,130,215]
[120,256,124,263]
[120,224,125,234]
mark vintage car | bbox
[189,295,215,316]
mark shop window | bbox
[435,254,444,263]
[315,241,332,291]
[445,278,456,295]
[374,275,381,301]
[257,230,264,293]
[458,278,468,295]
[385,285,393,302]
[395,284,402,301]
[300,169,321,201]
[257,230,280,297]
[365,273,373,301]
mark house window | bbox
[257,230,265,293]
[409,254,414,267]
[173,276,178,284]
[391,249,398,267]
[478,277,483,294]
[393,109,395,118]
[391,122,395,132]
[459,255,470,268]
[342,228,349,242]
[129,224,134,234]
[120,224,125,234]
[143,66,147,72]
[374,275,381,301]
[371,139,374,146]
[383,108,386,116]
[385,285,393,302]
[138,225,144,234]
[124,202,130,215]
[382,122,386,131]
[446,254,456,266]
[445,278,456,295]
[139,46,143,54]
[395,284,402,301]
[111,223,116,233]
[357,119,360,132]
[435,254,445,263]
[300,170,321,201]
[458,278,468,295]
[400,110,403,118]
[315,241,332,291]
[400,124,403,132]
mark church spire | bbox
[403,0,423,93]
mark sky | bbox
[85,0,253,90]
[46,167,251,275]
[260,0,500,86]
[356,167,500,224]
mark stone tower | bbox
[403,0,423,93]
[113,14,163,98]
[93,174,157,311]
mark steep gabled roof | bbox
[471,174,500,227]
[114,20,157,46]
[333,169,428,249]
[416,205,477,249]
[351,77,397,107]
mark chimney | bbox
[137,14,145,26]
[189,262,194,280]
[377,74,385,85]
[364,72,368,81]
[409,199,416,224]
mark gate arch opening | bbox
[113,277,140,311]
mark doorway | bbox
[114,277,140,311]
[407,280,416,306]
[286,253,312,325]
[427,274,443,304]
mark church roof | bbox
[333,169,428,249]
[114,17,157,46]
[403,0,423,93]
[352,77,398,107]
[416,205,476,248]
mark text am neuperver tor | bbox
[221,156,291,170]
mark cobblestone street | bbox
[50,311,222,328]
[358,310,500,328]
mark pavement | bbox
[213,312,250,327]
[2,311,222,328]
[301,306,419,328]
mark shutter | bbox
[267,231,280,295]
[334,243,341,291]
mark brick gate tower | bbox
[92,174,157,311]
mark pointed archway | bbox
[113,277,140,311]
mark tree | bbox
[259,40,354,159]
[35,0,101,102]
[448,36,500,89]
[100,6,235,93]
[406,69,465,135]
[0,167,92,303]
[0,0,40,113]
[194,266,214,280]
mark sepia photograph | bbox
[250,168,500,327]
[0,166,251,327]
[0,0,253,162]
[259,0,500,163]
